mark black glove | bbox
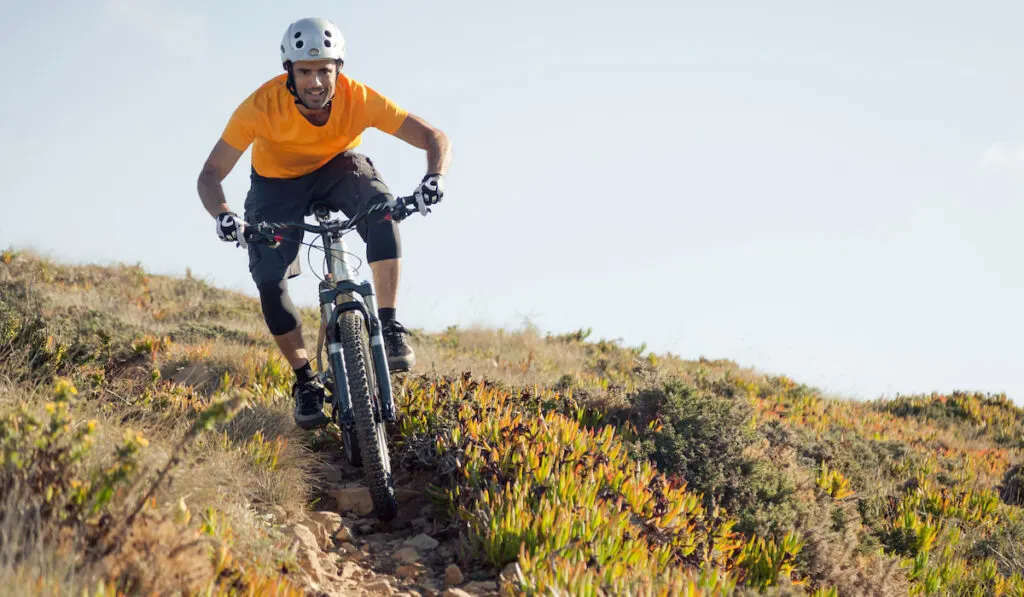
[216,211,245,247]
[414,174,445,207]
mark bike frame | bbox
[314,209,398,424]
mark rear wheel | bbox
[339,310,397,521]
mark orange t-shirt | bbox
[221,73,408,179]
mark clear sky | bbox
[2,0,1022,402]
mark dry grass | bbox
[4,248,1024,595]
[0,252,317,593]
[0,382,215,596]
[411,323,592,387]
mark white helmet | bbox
[280,17,345,67]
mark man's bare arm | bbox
[392,114,451,176]
[198,140,244,217]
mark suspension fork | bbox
[361,290,397,423]
[321,281,352,422]
[321,282,397,422]
[319,230,396,423]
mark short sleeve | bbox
[363,84,409,134]
[221,95,260,151]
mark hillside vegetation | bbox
[1,248,1022,596]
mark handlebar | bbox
[242,195,429,247]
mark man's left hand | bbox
[415,174,445,206]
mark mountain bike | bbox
[242,196,428,521]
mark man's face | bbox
[292,59,338,110]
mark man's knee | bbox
[257,280,301,336]
[364,195,402,263]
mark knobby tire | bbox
[339,310,397,521]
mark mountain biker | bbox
[197,17,452,429]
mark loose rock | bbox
[340,542,360,554]
[339,561,362,580]
[309,520,331,548]
[393,546,420,564]
[363,578,394,595]
[309,510,343,533]
[402,533,440,551]
[444,564,464,586]
[335,524,354,542]
[396,563,423,579]
[464,580,498,594]
[437,543,456,560]
[331,486,374,516]
[286,524,328,587]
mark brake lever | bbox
[241,222,282,249]
[261,223,283,249]
[234,221,249,250]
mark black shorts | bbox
[243,152,400,286]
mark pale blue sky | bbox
[2,1,1022,401]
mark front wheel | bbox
[339,309,397,521]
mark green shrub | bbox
[1000,464,1024,507]
[629,380,757,511]
[398,374,747,594]
[0,379,146,564]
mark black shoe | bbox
[292,378,329,429]
[382,320,415,373]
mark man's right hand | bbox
[216,211,245,246]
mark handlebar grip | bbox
[386,195,423,222]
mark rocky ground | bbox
[265,436,509,597]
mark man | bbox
[197,17,451,429]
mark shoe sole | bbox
[388,355,415,373]
[294,411,330,430]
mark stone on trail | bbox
[286,524,328,587]
[393,546,420,564]
[339,561,362,580]
[331,486,374,516]
[363,577,394,595]
[309,510,343,534]
[464,580,499,594]
[396,563,424,579]
[443,563,464,586]
[335,523,354,542]
[402,533,439,551]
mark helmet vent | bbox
[294,31,302,39]
[295,40,304,49]
[324,40,332,47]
[280,45,285,52]
[324,30,332,37]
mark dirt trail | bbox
[271,437,505,597]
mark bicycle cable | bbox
[258,227,362,284]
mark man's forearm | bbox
[198,174,231,218]
[426,130,452,176]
